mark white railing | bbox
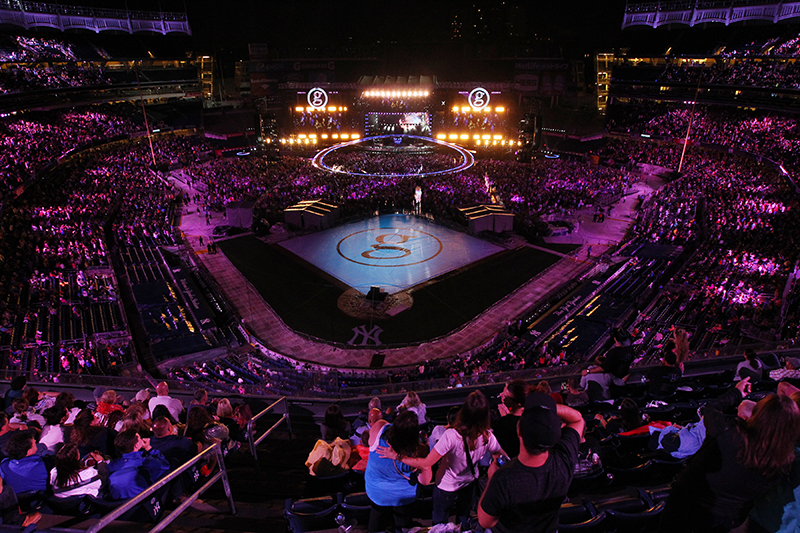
[622,0,800,28]
[0,1,190,34]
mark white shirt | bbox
[40,425,65,451]
[407,404,427,425]
[49,466,103,498]
[429,424,448,449]
[433,428,501,492]
[149,395,184,421]
[64,407,81,425]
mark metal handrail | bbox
[247,396,291,470]
[85,442,235,533]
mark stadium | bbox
[0,0,800,531]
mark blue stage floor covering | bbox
[279,214,504,294]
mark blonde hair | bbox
[673,328,690,365]
[99,390,117,405]
[402,391,420,408]
[217,398,234,418]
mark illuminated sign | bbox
[468,87,491,109]
[307,87,329,109]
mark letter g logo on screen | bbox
[307,88,329,109]
[338,228,443,267]
[468,87,490,109]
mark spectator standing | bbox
[365,411,432,533]
[646,351,683,399]
[477,393,585,533]
[493,379,527,458]
[429,406,459,450]
[380,391,504,530]
[397,391,427,426]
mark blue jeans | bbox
[432,483,475,530]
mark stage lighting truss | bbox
[311,134,475,178]
[361,90,431,98]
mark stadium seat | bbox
[606,500,666,533]
[569,467,612,495]
[285,495,340,533]
[606,460,655,486]
[339,491,371,525]
[559,499,607,532]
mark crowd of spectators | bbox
[0,105,145,195]
[0,35,79,63]
[301,356,800,533]
[598,136,800,353]
[655,59,800,89]
[607,102,800,174]
[0,378,251,526]
[184,150,631,228]
[0,34,114,94]
[0,122,211,378]
[0,64,111,95]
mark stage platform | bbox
[279,214,503,294]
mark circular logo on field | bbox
[337,228,443,267]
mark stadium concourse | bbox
[170,169,659,368]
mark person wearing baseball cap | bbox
[478,392,585,533]
[769,357,800,381]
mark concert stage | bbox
[216,216,564,347]
[279,214,503,294]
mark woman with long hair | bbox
[595,398,649,436]
[659,378,800,533]
[49,443,106,499]
[320,403,351,442]
[379,390,504,530]
[117,403,151,437]
[365,411,432,532]
[217,398,245,443]
[68,408,114,457]
[398,390,427,426]
[672,327,690,370]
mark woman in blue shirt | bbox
[365,410,431,533]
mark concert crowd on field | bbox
[185,151,632,226]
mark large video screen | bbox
[366,112,431,136]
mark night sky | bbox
[55,0,630,59]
